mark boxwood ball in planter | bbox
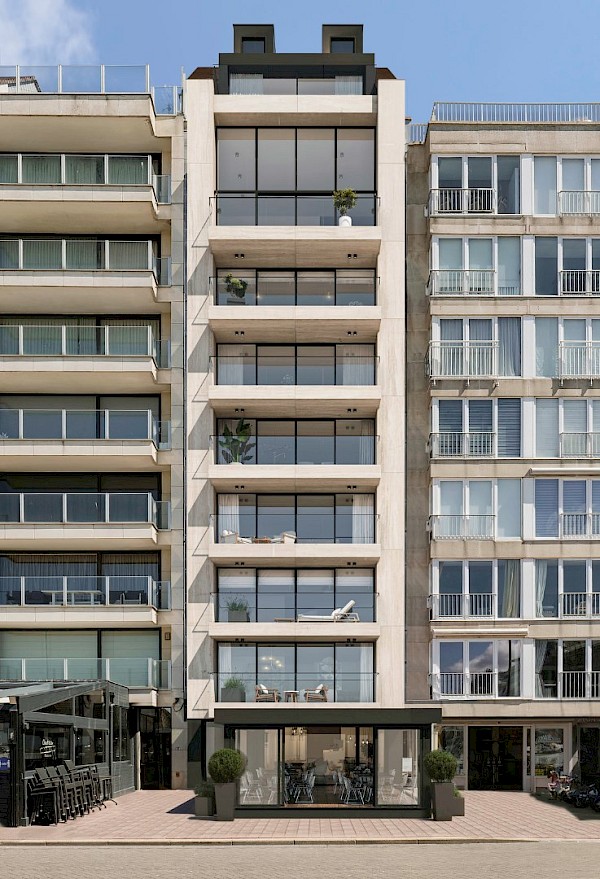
[423,749,458,822]
[208,748,246,821]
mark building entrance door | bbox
[137,708,172,790]
[578,727,600,783]
[468,726,523,790]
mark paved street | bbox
[2,842,600,879]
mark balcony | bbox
[560,592,600,617]
[559,191,600,217]
[429,593,496,619]
[427,269,519,297]
[559,270,600,295]
[429,432,496,458]
[559,671,600,699]
[212,512,376,545]
[433,672,497,698]
[559,342,600,381]
[212,351,376,387]
[211,194,377,227]
[213,672,375,704]
[560,432,600,457]
[429,515,495,540]
[428,188,496,216]
[427,341,498,381]
[0,575,170,609]
[228,75,364,96]
[559,513,600,539]
[0,656,171,689]
[210,271,377,306]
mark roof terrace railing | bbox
[431,102,600,124]
[406,122,427,143]
[0,65,182,115]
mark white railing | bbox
[435,671,496,697]
[559,191,600,216]
[428,269,496,296]
[407,122,427,143]
[560,592,600,617]
[427,341,498,379]
[559,270,600,295]
[430,593,495,618]
[558,342,600,379]
[560,432,600,458]
[429,188,496,215]
[0,656,171,688]
[429,431,496,458]
[560,671,600,699]
[431,102,600,123]
[560,513,600,538]
[429,514,495,540]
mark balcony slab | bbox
[208,463,381,491]
[208,225,381,266]
[207,385,381,418]
[207,305,380,343]
[0,357,169,393]
[0,440,164,471]
[213,94,377,126]
[208,540,381,566]
[0,522,163,550]
[0,605,159,627]
[208,621,379,640]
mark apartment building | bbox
[407,102,600,792]
[0,66,186,815]
[185,24,439,814]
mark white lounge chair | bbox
[297,599,359,623]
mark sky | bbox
[1,0,600,121]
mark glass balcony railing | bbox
[0,409,170,448]
[0,324,171,367]
[212,194,377,226]
[0,657,171,688]
[229,76,363,96]
[0,239,171,284]
[214,672,375,703]
[212,432,376,465]
[0,576,170,609]
[213,354,377,386]
[212,511,377,544]
[211,272,377,306]
[214,592,374,623]
[0,493,171,529]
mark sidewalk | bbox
[1,790,600,844]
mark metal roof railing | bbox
[431,102,600,124]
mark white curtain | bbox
[229,73,264,95]
[218,343,246,384]
[219,494,240,537]
[22,155,61,184]
[335,76,362,95]
[535,639,548,697]
[22,239,62,270]
[498,317,521,376]
[65,239,103,270]
[0,155,17,183]
[339,344,374,385]
[536,560,548,618]
[500,560,520,618]
[103,318,158,356]
[359,644,374,702]
[108,240,149,270]
[64,155,104,185]
[108,156,148,185]
[351,495,374,544]
[359,420,375,464]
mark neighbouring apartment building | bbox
[2,22,600,823]
[407,102,600,793]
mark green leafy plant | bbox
[208,748,247,784]
[423,749,458,783]
[224,273,248,299]
[226,597,249,612]
[453,787,463,798]
[218,419,255,464]
[333,188,358,216]
[195,779,216,801]
[223,677,246,692]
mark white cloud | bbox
[0,0,96,65]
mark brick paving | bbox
[1,789,600,844]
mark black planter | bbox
[431,782,455,821]
[214,782,237,821]
[228,610,249,623]
[194,796,214,817]
[220,688,246,702]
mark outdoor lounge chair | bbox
[255,684,281,702]
[220,530,252,544]
[297,600,359,623]
[304,684,328,702]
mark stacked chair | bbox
[27,761,113,825]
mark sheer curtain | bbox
[498,317,521,376]
[535,318,558,377]
[103,318,158,356]
[0,155,17,184]
[359,420,375,464]
[536,560,548,618]
[335,76,362,95]
[22,155,61,184]
[108,240,149,271]
[218,344,247,384]
[500,559,520,618]
[65,239,103,270]
[22,239,62,270]
[230,73,264,95]
[339,344,374,385]
[535,639,548,697]
[107,156,148,185]
[64,155,104,185]
[359,644,374,702]
[219,494,240,539]
[352,495,374,543]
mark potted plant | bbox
[452,787,464,817]
[208,748,246,821]
[224,273,248,300]
[218,419,255,464]
[220,676,246,702]
[423,749,458,821]
[226,597,250,623]
[194,779,215,817]
[333,188,358,227]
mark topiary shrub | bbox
[208,748,246,784]
[423,749,458,782]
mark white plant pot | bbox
[338,214,352,227]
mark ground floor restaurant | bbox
[196,708,441,817]
[437,720,600,792]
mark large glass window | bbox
[257,130,295,191]
[217,129,255,190]
[297,130,335,190]
[376,730,420,806]
[534,157,557,214]
[337,129,375,191]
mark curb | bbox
[0,837,556,847]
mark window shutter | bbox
[438,400,463,432]
[563,480,586,514]
[497,398,521,457]
[468,399,492,432]
[535,479,558,537]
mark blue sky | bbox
[2,0,600,121]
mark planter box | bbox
[452,795,465,816]
[228,610,249,623]
[214,782,236,821]
[194,795,214,817]
[220,688,246,702]
[431,782,455,821]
